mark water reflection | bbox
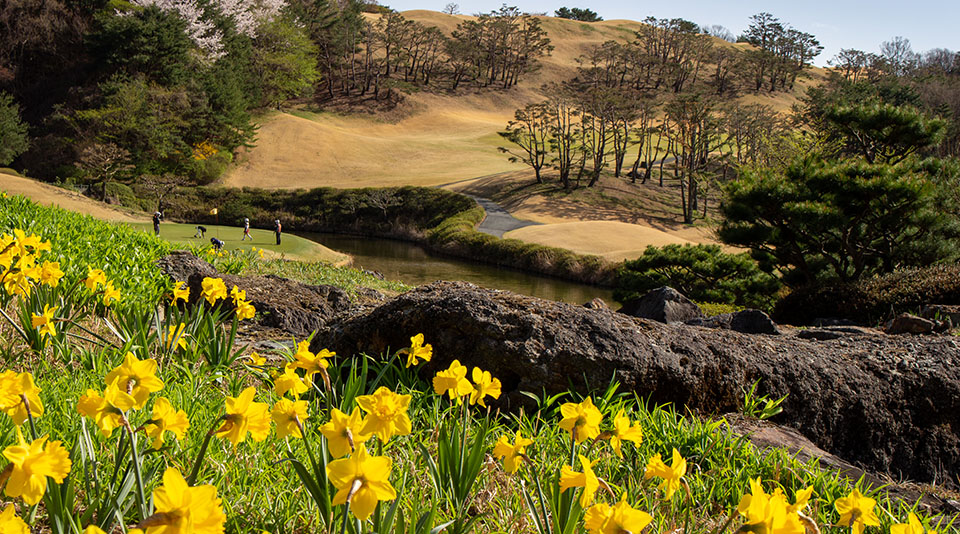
[299,232,616,306]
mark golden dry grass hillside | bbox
[223,10,820,191]
[221,11,823,257]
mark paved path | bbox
[464,194,541,238]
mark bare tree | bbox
[498,102,551,183]
[442,3,460,15]
[75,143,133,201]
[140,173,188,212]
[880,36,918,76]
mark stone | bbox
[157,252,356,337]
[618,286,703,323]
[686,309,779,335]
[885,313,936,335]
[315,281,960,486]
[797,326,880,341]
[583,298,608,310]
[921,304,960,327]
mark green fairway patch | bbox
[127,221,349,264]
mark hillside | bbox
[222,11,823,192]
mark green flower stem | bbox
[340,500,352,534]
[188,417,224,485]
[22,394,39,441]
[125,423,149,520]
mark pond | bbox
[299,232,617,307]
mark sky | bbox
[382,0,960,66]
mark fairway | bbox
[504,221,697,262]
[127,221,349,265]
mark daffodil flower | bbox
[200,277,227,305]
[216,386,271,447]
[584,497,653,534]
[2,429,72,505]
[272,398,308,439]
[77,378,136,437]
[558,397,603,444]
[105,352,164,410]
[171,281,190,304]
[326,445,396,521]
[400,333,432,368]
[469,367,501,407]
[0,370,44,425]
[84,267,106,291]
[102,280,121,306]
[432,360,474,402]
[31,304,57,339]
[356,386,412,442]
[644,448,687,499]
[609,409,643,458]
[0,505,28,533]
[274,365,309,398]
[144,397,190,449]
[492,431,533,474]
[321,407,371,458]
[145,467,226,533]
[892,513,937,534]
[737,478,806,534]
[835,488,881,534]
[559,454,600,508]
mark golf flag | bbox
[210,208,218,215]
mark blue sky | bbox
[385,0,960,66]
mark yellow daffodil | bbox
[12,230,49,253]
[0,505,28,533]
[0,371,44,425]
[146,467,226,533]
[272,398,308,439]
[559,454,600,508]
[200,277,227,305]
[31,304,57,339]
[558,397,603,444]
[216,386,270,447]
[326,444,396,521]
[321,407,371,459]
[235,299,255,320]
[644,448,687,499]
[432,360,474,402]
[292,342,333,384]
[245,352,266,366]
[400,333,432,368]
[469,367,501,407]
[257,248,264,258]
[171,281,190,304]
[274,365,309,398]
[835,489,881,534]
[609,409,643,459]
[105,352,164,410]
[84,267,106,291]
[892,513,936,534]
[144,397,190,450]
[3,271,30,297]
[356,386,412,442]
[77,378,136,437]
[2,429,72,505]
[101,280,120,306]
[492,431,533,474]
[164,323,188,351]
[82,527,106,534]
[229,285,246,304]
[737,478,805,534]
[584,497,653,534]
[39,261,64,287]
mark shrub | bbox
[615,244,781,309]
[773,263,960,325]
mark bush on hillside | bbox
[773,263,960,325]
[614,244,781,310]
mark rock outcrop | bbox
[315,281,960,486]
[618,286,703,323]
[686,309,780,335]
[157,252,359,337]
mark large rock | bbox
[157,251,357,337]
[687,309,780,335]
[618,286,703,323]
[315,281,960,486]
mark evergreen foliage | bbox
[614,244,781,309]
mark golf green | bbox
[128,221,349,264]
